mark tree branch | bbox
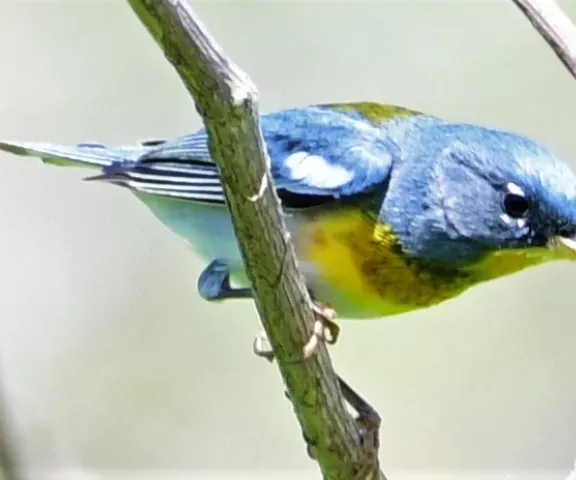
[124,0,385,478]
[512,1,576,478]
[120,0,576,477]
[512,0,576,78]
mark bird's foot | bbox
[199,260,339,360]
[252,331,276,363]
[197,259,252,301]
[338,376,381,453]
[252,300,339,362]
[303,301,339,359]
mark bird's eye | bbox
[503,193,530,218]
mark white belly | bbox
[135,192,314,284]
[133,192,392,318]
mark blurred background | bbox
[1,0,576,479]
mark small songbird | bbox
[2,102,576,353]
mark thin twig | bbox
[512,1,576,478]
[124,0,385,478]
[512,0,576,78]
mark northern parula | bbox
[2,102,576,331]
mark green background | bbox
[0,1,576,478]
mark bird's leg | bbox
[282,376,381,460]
[197,259,252,301]
[338,376,381,453]
[252,295,340,362]
[198,259,339,359]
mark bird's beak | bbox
[551,236,576,260]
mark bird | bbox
[2,102,576,358]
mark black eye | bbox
[503,193,530,218]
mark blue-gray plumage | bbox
[1,102,576,320]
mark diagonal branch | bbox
[512,0,576,78]
[512,1,576,478]
[125,0,385,478]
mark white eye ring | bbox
[506,182,525,196]
[502,180,530,226]
[500,213,527,229]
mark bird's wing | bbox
[90,104,417,206]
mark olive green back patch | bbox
[322,102,423,124]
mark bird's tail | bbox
[0,140,149,169]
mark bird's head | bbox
[381,123,576,277]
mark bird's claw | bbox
[338,377,381,453]
[355,411,381,453]
[303,302,339,358]
[252,301,339,362]
[252,331,275,362]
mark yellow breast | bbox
[295,208,560,319]
[296,208,470,318]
